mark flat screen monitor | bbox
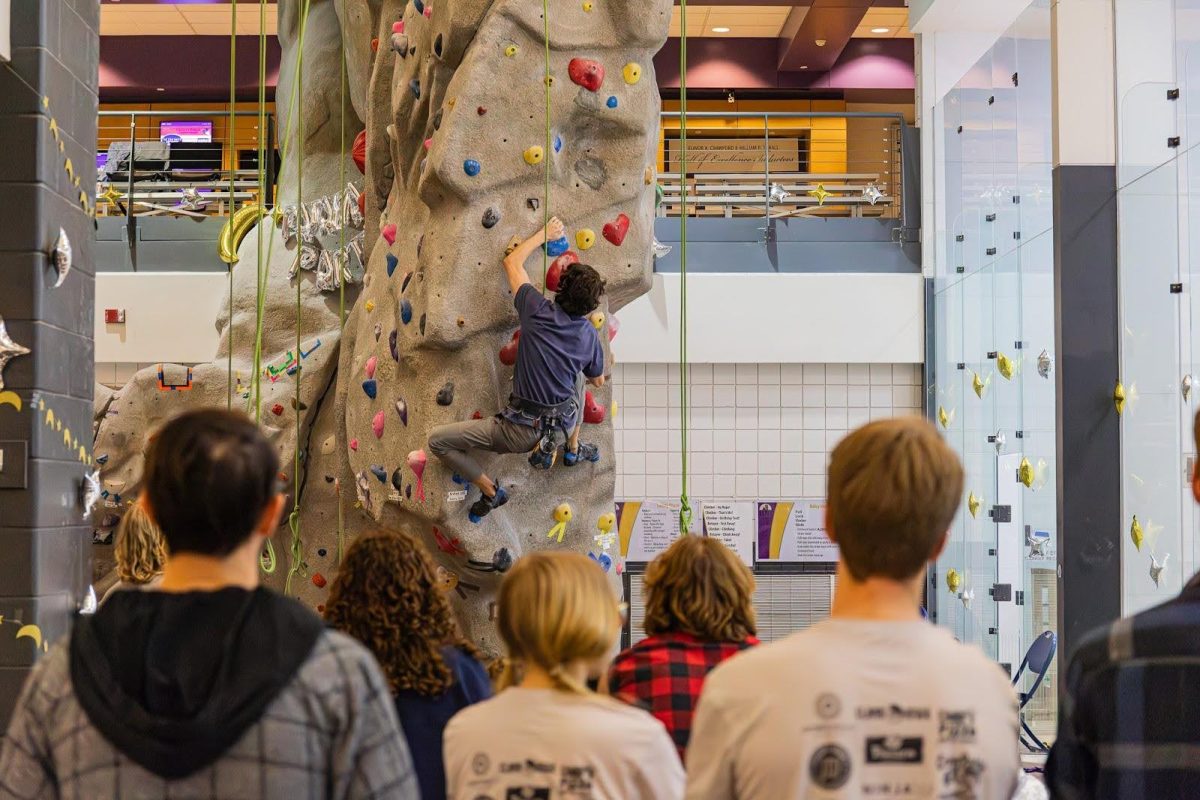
[96,153,108,169]
[160,121,213,144]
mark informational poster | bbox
[757,500,838,563]
[700,501,755,567]
[617,500,699,561]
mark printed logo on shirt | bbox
[938,710,976,744]
[560,766,596,793]
[816,693,842,720]
[472,753,492,776]
[861,781,934,797]
[936,754,985,800]
[525,759,556,774]
[865,736,924,765]
[856,704,931,721]
[809,744,853,790]
[500,762,524,774]
[504,788,550,800]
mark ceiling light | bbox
[800,65,809,70]
[815,39,827,46]
[156,87,165,92]
[711,26,730,33]
[871,27,890,33]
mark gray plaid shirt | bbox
[0,630,419,800]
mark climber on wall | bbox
[428,217,607,523]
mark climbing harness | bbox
[506,394,579,470]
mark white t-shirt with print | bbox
[445,686,684,800]
[685,619,1020,800]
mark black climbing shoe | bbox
[564,443,600,466]
[529,441,558,470]
[468,486,508,524]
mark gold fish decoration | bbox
[1018,457,1034,488]
[945,568,962,594]
[967,492,982,518]
[997,352,1015,380]
[1130,515,1144,551]
[1114,380,1126,415]
[938,406,954,429]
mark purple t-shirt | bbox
[505,283,604,429]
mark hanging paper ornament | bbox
[1037,349,1053,379]
[407,450,427,501]
[959,588,976,609]
[80,469,101,518]
[652,238,672,259]
[1018,457,1034,488]
[1184,374,1194,402]
[1150,553,1169,587]
[51,227,72,288]
[767,183,789,204]
[967,492,981,519]
[0,315,31,391]
[355,470,372,507]
[996,353,1015,380]
[547,503,573,543]
[937,406,954,429]
[808,184,831,205]
[1130,515,1144,551]
[972,371,989,399]
[945,568,961,594]
[1114,380,1126,415]
[862,184,884,205]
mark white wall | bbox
[94,272,226,364]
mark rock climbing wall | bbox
[92,0,669,654]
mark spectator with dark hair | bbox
[609,535,758,759]
[0,409,418,799]
[685,417,1020,799]
[325,531,491,800]
[428,216,608,524]
[1045,407,1200,799]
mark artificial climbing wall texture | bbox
[314,0,671,649]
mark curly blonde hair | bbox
[324,531,478,696]
[642,535,757,642]
[114,503,168,584]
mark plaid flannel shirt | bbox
[608,632,757,759]
[1046,574,1200,800]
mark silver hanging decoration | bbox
[316,249,340,292]
[178,187,206,212]
[1184,374,1194,402]
[862,184,884,205]
[1037,349,1053,379]
[298,203,320,246]
[317,196,341,237]
[80,469,101,517]
[652,238,672,259]
[1150,553,1169,587]
[355,470,372,509]
[991,430,1006,454]
[767,182,790,204]
[0,314,31,391]
[280,205,299,248]
[342,182,364,230]
[51,227,72,288]
[79,585,98,616]
[347,231,365,268]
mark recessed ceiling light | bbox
[156,87,165,92]
[800,65,809,70]
[871,27,890,33]
[711,26,730,33]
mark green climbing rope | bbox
[250,0,269,423]
[541,0,552,286]
[227,0,237,410]
[336,0,348,565]
[677,0,691,534]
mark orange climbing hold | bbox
[352,130,367,173]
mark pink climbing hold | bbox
[407,449,428,502]
[424,138,432,150]
[583,391,607,424]
[499,330,521,366]
[568,58,605,92]
[603,213,630,246]
[423,3,431,16]
[547,251,579,292]
[349,438,359,451]
[607,315,620,342]
[382,223,397,245]
[392,20,405,33]
[364,355,377,379]
[372,410,386,439]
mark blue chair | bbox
[1012,630,1057,752]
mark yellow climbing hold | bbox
[623,62,643,84]
[504,44,519,57]
[523,145,544,166]
[589,311,606,331]
[945,568,961,594]
[547,502,574,543]
[576,228,596,250]
[365,300,375,312]
[1130,515,1144,551]
[582,1,594,10]
[544,75,555,88]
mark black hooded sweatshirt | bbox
[68,586,324,780]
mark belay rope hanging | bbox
[677,0,692,534]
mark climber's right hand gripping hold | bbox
[502,217,565,295]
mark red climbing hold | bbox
[477,106,487,115]
[271,403,284,416]
[472,410,483,420]
[547,251,579,292]
[312,573,327,589]
[499,330,521,366]
[382,223,397,245]
[371,37,380,52]
[583,391,607,424]
[392,20,405,33]
[358,190,366,216]
[568,58,605,92]
[603,213,630,245]
[423,3,431,16]
[424,138,432,150]
[352,130,367,174]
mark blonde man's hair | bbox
[114,503,168,584]
[496,552,622,694]
[828,416,964,582]
[642,535,756,642]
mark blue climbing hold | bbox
[463,159,481,177]
[386,253,399,277]
[606,95,618,109]
[554,134,563,153]
[545,236,570,257]
[452,473,467,485]
[96,454,109,465]
[410,79,421,98]
[370,465,387,483]
[413,0,424,13]
[362,378,378,399]
[401,299,413,324]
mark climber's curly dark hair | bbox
[324,530,479,696]
[554,263,606,318]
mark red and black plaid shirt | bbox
[608,632,758,760]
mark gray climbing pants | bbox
[427,375,585,483]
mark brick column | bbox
[0,0,98,726]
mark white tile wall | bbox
[612,363,923,500]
